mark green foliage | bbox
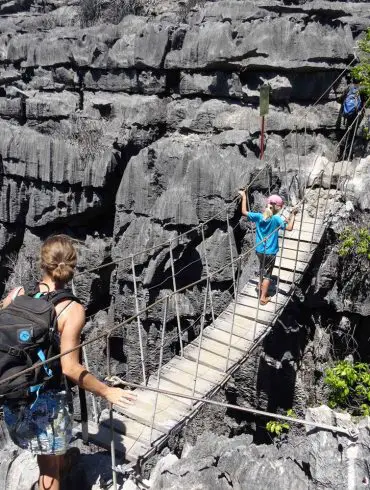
[324,360,370,416]
[351,28,370,100]
[266,409,297,437]
[338,227,370,260]
[362,125,370,141]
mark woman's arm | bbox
[59,303,135,407]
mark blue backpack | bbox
[343,86,361,117]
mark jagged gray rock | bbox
[150,407,370,490]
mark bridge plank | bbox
[183,343,228,372]
[214,318,267,342]
[159,364,218,394]
[275,257,307,272]
[164,356,225,384]
[272,267,302,283]
[278,238,316,252]
[225,303,275,323]
[191,337,244,363]
[203,326,253,351]
[146,377,205,406]
[219,310,273,327]
[276,248,311,262]
[74,422,150,462]
[115,395,188,432]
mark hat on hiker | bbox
[267,195,284,207]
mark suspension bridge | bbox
[76,195,327,463]
[0,57,365,488]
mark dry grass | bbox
[4,253,40,294]
[79,0,146,27]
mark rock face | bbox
[150,406,370,490]
[0,0,369,472]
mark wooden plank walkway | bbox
[80,210,325,462]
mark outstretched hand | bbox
[105,387,137,408]
[238,189,246,197]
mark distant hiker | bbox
[0,235,136,490]
[337,78,364,158]
[238,190,297,305]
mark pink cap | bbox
[267,194,284,207]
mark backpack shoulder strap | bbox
[11,286,23,301]
[48,289,81,306]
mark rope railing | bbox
[106,377,358,439]
[0,219,306,388]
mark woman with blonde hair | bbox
[2,235,135,490]
[239,191,297,305]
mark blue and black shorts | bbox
[4,389,73,455]
[256,252,276,280]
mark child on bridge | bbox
[238,190,297,305]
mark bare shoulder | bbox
[2,287,24,308]
[57,300,85,334]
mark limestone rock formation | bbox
[0,3,369,485]
[150,406,370,490]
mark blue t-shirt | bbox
[247,212,286,255]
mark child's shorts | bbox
[3,389,73,455]
[256,252,276,279]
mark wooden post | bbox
[259,84,270,159]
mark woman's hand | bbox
[238,189,246,197]
[104,387,137,408]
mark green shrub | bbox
[266,409,297,437]
[339,227,370,260]
[351,28,370,101]
[324,360,370,416]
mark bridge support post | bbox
[310,172,323,252]
[226,212,236,297]
[106,334,117,490]
[150,296,168,443]
[201,224,215,326]
[169,240,184,356]
[252,248,265,341]
[292,200,305,285]
[341,116,359,203]
[131,255,147,384]
[72,280,99,428]
[282,148,292,209]
[226,257,241,372]
[274,228,286,314]
[295,126,302,198]
[191,280,209,407]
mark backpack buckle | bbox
[8,347,23,358]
